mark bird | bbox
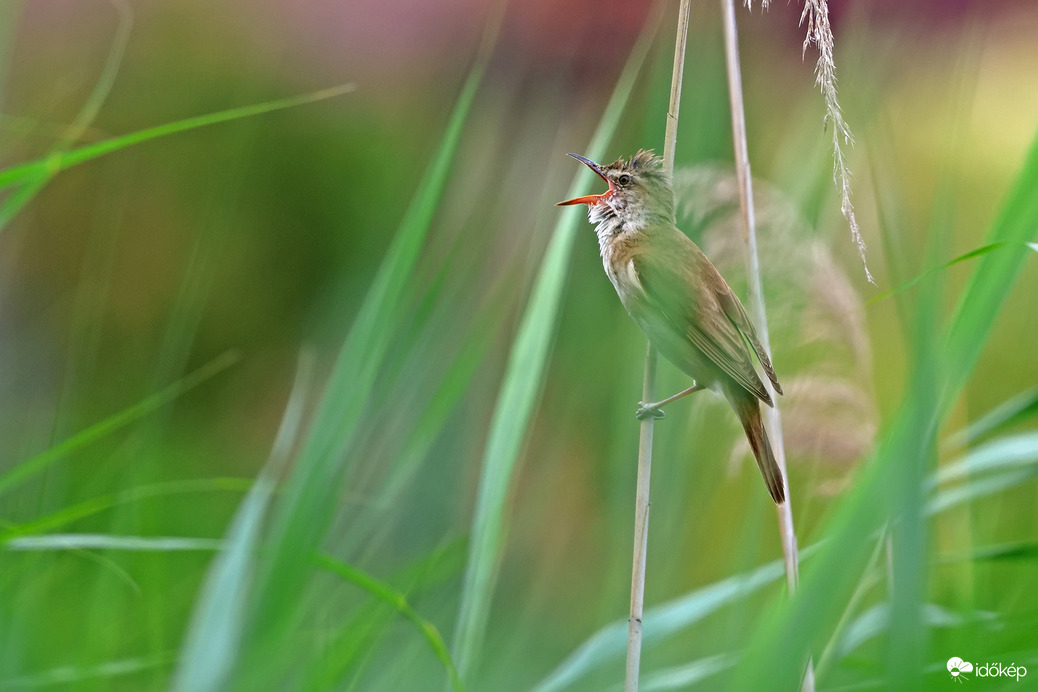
[556,150,786,504]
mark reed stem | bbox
[624,1,692,689]
[719,0,814,689]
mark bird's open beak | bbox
[555,153,614,206]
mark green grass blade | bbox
[252,69,479,596]
[0,478,252,543]
[941,129,1038,407]
[241,7,503,673]
[0,350,239,497]
[301,539,467,689]
[0,173,48,228]
[0,1,130,231]
[927,431,1038,512]
[314,553,464,692]
[0,497,116,543]
[928,469,1037,515]
[451,9,662,678]
[4,535,223,551]
[532,554,791,692]
[831,604,994,663]
[732,126,1038,692]
[637,655,734,692]
[0,84,356,188]
[965,541,1038,561]
[56,0,133,150]
[730,413,926,690]
[0,654,175,689]
[933,431,1038,485]
[352,293,504,562]
[945,386,1038,447]
[867,242,1009,305]
[171,354,313,692]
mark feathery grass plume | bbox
[799,0,874,284]
[745,0,871,283]
[733,128,1038,691]
[720,2,814,688]
[673,165,877,489]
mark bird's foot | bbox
[635,402,666,420]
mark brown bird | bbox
[556,150,785,504]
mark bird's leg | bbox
[636,383,704,420]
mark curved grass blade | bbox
[867,242,1008,306]
[313,553,464,692]
[963,541,1038,562]
[0,172,48,229]
[240,5,505,675]
[0,350,240,497]
[829,604,995,663]
[301,539,466,689]
[60,0,134,149]
[732,126,1038,692]
[0,0,132,229]
[0,84,356,188]
[932,431,1038,486]
[171,352,313,692]
[941,131,1038,407]
[928,468,1037,515]
[945,386,1038,448]
[452,7,663,678]
[530,428,1037,690]
[636,655,734,692]
[532,556,788,692]
[0,478,253,544]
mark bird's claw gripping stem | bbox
[635,402,666,420]
[634,383,704,420]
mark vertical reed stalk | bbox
[624,344,656,692]
[719,1,815,689]
[624,1,691,690]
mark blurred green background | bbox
[1,0,1037,690]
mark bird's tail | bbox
[728,387,785,504]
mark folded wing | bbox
[631,240,779,406]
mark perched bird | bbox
[556,150,785,504]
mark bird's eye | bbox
[617,174,632,186]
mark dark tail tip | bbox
[763,454,786,504]
[755,434,785,504]
[733,393,786,504]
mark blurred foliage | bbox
[1,1,1037,691]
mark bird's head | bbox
[555,150,674,233]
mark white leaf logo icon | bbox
[947,657,974,678]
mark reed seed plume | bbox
[800,0,874,285]
[673,164,876,494]
[746,0,871,284]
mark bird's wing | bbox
[713,283,783,395]
[632,247,772,405]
